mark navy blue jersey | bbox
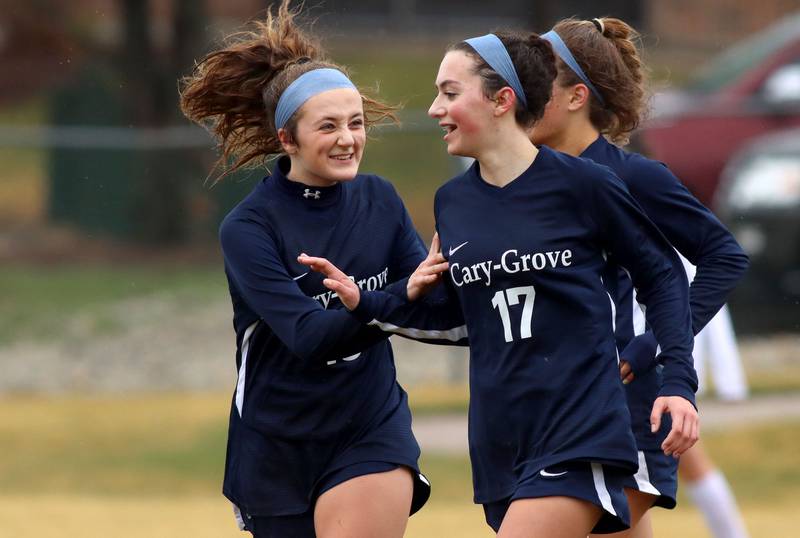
[219,157,428,515]
[582,136,748,449]
[356,146,697,503]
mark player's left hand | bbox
[297,254,360,310]
[651,396,699,458]
[619,360,635,384]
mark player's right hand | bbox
[297,254,360,310]
[407,233,449,301]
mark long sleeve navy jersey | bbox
[355,146,697,503]
[582,136,748,449]
[218,157,427,442]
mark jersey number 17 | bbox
[491,285,536,343]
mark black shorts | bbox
[234,462,430,538]
[620,449,678,509]
[482,460,631,534]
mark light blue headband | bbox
[274,68,357,130]
[464,34,528,107]
[541,30,605,106]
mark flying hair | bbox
[179,0,397,183]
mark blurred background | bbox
[1,0,798,536]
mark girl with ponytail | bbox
[531,17,749,538]
[300,26,699,538]
[180,2,431,536]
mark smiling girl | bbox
[301,30,700,538]
[179,2,430,536]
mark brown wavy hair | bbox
[179,0,398,181]
[452,30,557,128]
[551,17,648,145]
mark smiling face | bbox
[428,51,497,158]
[280,87,365,186]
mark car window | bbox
[688,14,800,93]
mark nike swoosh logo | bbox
[539,469,568,478]
[292,272,309,281]
[448,241,469,257]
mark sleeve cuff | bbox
[620,331,659,376]
[658,382,697,410]
[352,291,381,323]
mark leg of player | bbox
[590,489,655,538]
[314,467,414,538]
[497,497,602,538]
[626,510,654,538]
[679,442,750,538]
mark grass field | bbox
[1,392,799,537]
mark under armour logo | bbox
[303,189,321,199]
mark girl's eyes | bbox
[319,120,363,131]
[444,92,457,100]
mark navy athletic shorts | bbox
[234,462,430,538]
[482,460,631,534]
[620,449,678,509]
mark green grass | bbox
[1,392,798,502]
[0,264,227,344]
[0,393,798,537]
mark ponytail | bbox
[551,17,648,145]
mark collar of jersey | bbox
[579,134,608,160]
[270,156,343,208]
[467,146,548,197]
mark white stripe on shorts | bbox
[591,463,617,516]
[633,450,662,496]
[235,321,259,417]
[232,503,246,531]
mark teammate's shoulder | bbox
[436,163,475,198]
[544,144,612,174]
[219,179,271,235]
[620,149,682,190]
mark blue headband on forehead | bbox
[541,30,605,106]
[464,34,528,107]
[274,68,357,130]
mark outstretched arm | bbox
[299,233,468,345]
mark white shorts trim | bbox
[633,450,662,496]
[591,463,617,517]
[232,503,246,531]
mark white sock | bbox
[687,470,750,538]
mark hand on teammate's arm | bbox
[406,233,449,301]
[298,233,450,311]
[650,395,699,458]
[619,331,659,383]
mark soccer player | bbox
[179,2,430,536]
[530,17,750,538]
[300,29,699,538]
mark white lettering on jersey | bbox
[450,248,573,288]
[313,266,389,308]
